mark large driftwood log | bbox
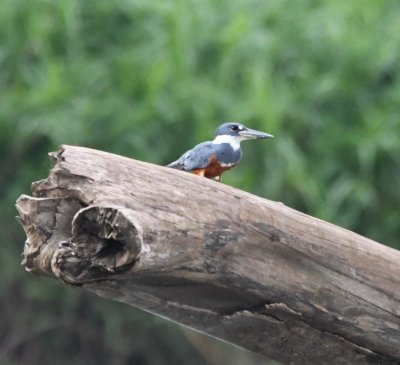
[16,145,400,365]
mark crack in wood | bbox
[218,299,400,365]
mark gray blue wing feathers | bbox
[167,142,216,171]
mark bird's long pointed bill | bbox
[239,128,274,139]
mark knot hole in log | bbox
[54,206,142,284]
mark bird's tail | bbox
[166,159,183,169]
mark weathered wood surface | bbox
[16,145,400,365]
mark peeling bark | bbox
[16,145,400,365]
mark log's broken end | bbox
[16,194,79,277]
[16,195,143,285]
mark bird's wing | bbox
[167,141,215,171]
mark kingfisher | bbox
[167,122,273,181]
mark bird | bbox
[167,122,273,181]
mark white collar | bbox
[212,135,243,150]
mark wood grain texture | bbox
[16,145,400,365]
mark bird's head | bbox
[214,122,273,141]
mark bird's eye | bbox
[230,125,239,131]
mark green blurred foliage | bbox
[1,0,399,364]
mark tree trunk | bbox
[16,145,400,365]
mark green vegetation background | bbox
[1,1,399,364]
